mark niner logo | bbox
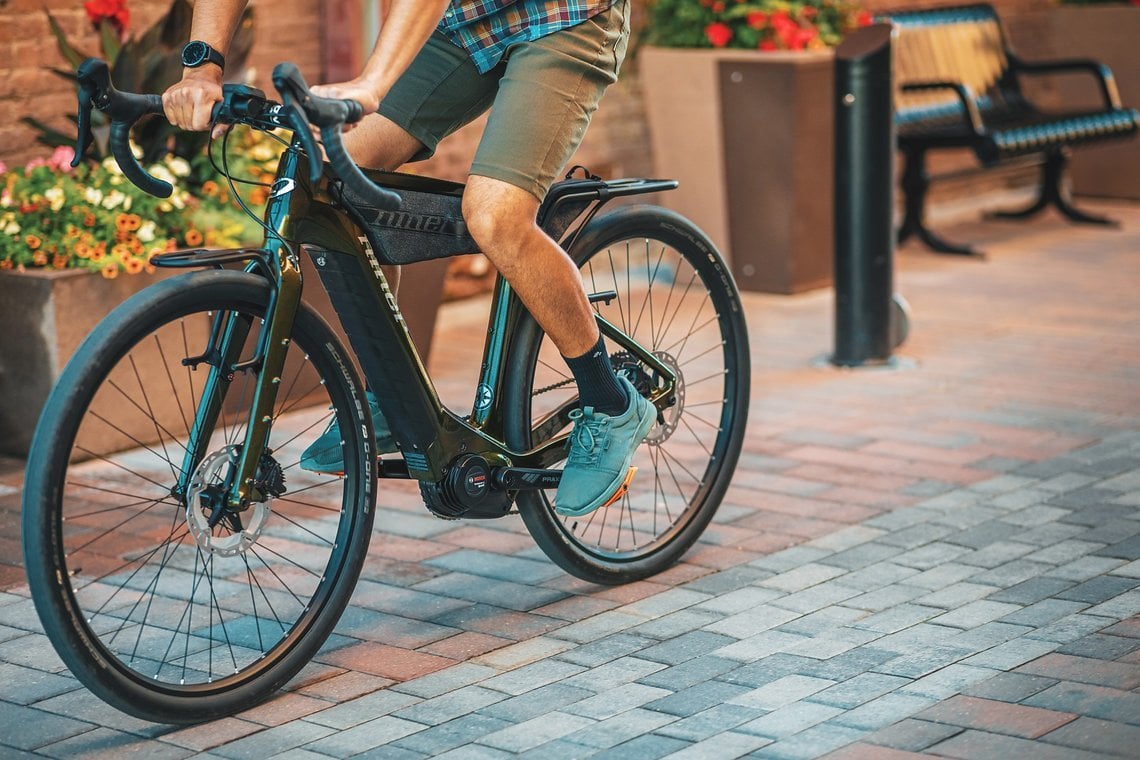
[375,210,462,236]
[358,237,407,329]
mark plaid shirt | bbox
[439,0,614,74]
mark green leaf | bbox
[46,10,88,69]
[19,117,79,151]
[99,20,122,65]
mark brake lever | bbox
[74,85,95,168]
[279,98,324,181]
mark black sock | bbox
[564,336,629,416]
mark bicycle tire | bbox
[505,205,750,584]
[22,270,375,723]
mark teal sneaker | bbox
[300,392,398,474]
[554,376,657,518]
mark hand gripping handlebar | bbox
[72,58,401,211]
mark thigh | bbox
[378,30,502,162]
[470,0,631,202]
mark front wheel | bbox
[505,206,751,584]
[22,271,375,723]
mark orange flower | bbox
[0,260,12,270]
[101,262,120,279]
[202,180,220,196]
[115,213,141,231]
[75,242,92,259]
[144,263,156,275]
[124,256,145,275]
[128,238,143,254]
[184,228,203,246]
[112,243,132,262]
[94,241,107,255]
[249,187,269,206]
[83,213,96,227]
[52,255,70,269]
[89,248,106,263]
[165,238,177,252]
[33,251,48,267]
[25,234,42,250]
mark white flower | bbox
[44,187,65,212]
[170,193,185,210]
[84,187,104,206]
[166,156,191,178]
[102,156,124,176]
[102,190,127,210]
[158,201,173,212]
[148,165,176,185]
[137,220,156,243]
[4,221,20,236]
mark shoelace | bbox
[567,407,610,464]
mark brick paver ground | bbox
[0,202,1137,758]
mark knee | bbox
[462,180,540,256]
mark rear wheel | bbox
[505,206,750,584]
[22,270,375,723]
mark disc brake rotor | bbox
[186,445,271,556]
[645,350,684,446]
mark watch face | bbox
[182,41,207,67]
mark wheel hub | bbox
[186,445,272,556]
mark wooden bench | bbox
[881,3,1139,255]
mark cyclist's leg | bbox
[460,2,646,515]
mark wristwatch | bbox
[181,40,225,71]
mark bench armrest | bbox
[900,81,986,136]
[1009,55,1123,109]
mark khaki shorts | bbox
[378,1,630,201]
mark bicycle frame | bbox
[158,138,678,513]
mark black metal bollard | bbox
[831,24,905,367]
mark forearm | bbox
[358,0,451,99]
[184,0,249,79]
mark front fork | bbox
[173,242,303,513]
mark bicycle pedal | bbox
[601,467,637,509]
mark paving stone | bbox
[563,683,673,720]
[1023,682,1140,725]
[774,605,869,636]
[393,713,513,757]
[550,611,647,644]
[660,730,771,758]
[1053,576,1139,606]
[1014,522,1087,548]
[0,703,94,751]
[863,718,964,752]
[915,694,1076,738]
[830,692,938,730]
[475,711,596,753]
[896,664,1003,700]
[553,633,655,668]
[904,563,979,591]
[930,601,1023,630]
[1056,632,1140,661]
[961,671,1058,703]
[561,707,678,750]
[768,583,864,615]
[987,577,1076,605]
[892,543,973,570]
[479,659,584,697]
[38,728,195,760]
[737,701,843,739]
[392,685,506,726]
[874,646,974,679]
[1038,716,1140,758]
[758,722,867,760]
[1096,534,1140,562]
[584,733,691,759]
[423,550,565,585]
[478,682,594,723]
[681,566,773,595]
[998,599,1089,628]
[302,715,426,756]
[636,655,740,691]
[818,543,902,571]
[808,673,910,710]
[1027,613,1119,644]
[850,604,944,634]
[713,630,812,663]
[844,585,927,613]
[701,605,803,640]
[970,559,1055,587]
[693,587,784,615]
[413,573,567,612]
[806,526,887,553]
[760,563,848,593]
[750,546,834,573]
[391,663,498,700]
[961,636,1059,670]
[871,623,966,656]
[719,653,822,689]
[306,688,425,730]
[562,656,668,692]
[470,636,574,671]
[1018,652,1140,690]
[1047,557,1128,583]
[944,521,1023,550]
[431,743,513,759]
[630,608,724,640]
[209,722,338,759]
[643,679,752,718]
[926,728,1107,760]
[0,662,80,705]
[654,704,766,742]
[914,583,999,610]
[727,674,836,710]
[1084,589,1140,620]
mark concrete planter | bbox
[639,46,835,294]
[0,257,447,457]
[1010,6,1140,200]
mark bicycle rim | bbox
[510,207,750,580]
[23,272,372,721]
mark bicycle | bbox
[21,58,750,723]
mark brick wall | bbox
[0,0,320,167]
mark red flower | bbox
[856,10,875,27]
[746,11,768,30]
[759,39,778,51]
[705,22,734,48]
[84,0,130,36]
